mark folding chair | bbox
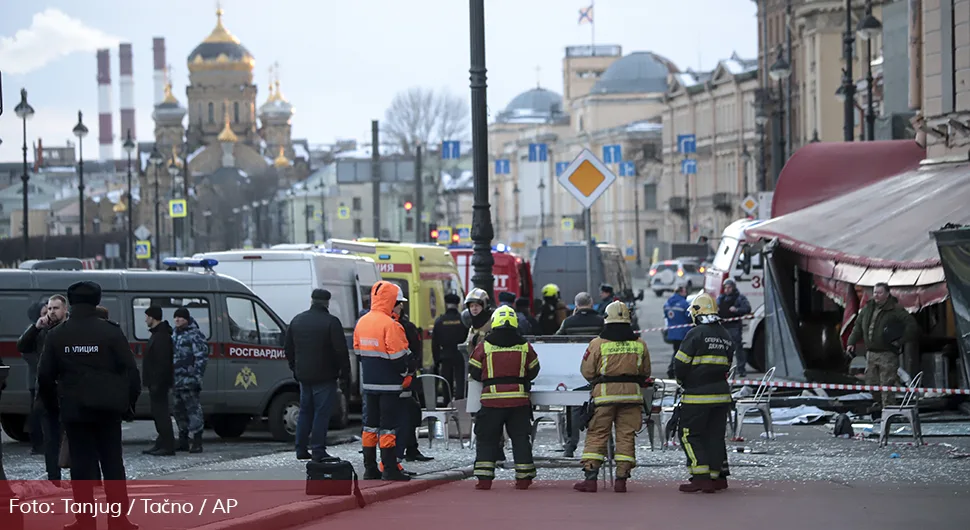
[732,367,776,441]
[416,373,464,449]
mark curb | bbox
[190,466,474,530]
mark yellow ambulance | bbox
[327,238,465,368]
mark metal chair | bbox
[416,374,464,449]
[732,367,775,441]
[659,382,681,451]
[531,405,568,448]
[879,371,924,446]
[639,381,661,450]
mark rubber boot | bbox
[176,434,189,452]
[573,468,598,493]
[362,447,381,480]
[614,478,628,493]
[515,478,532,490]
[189,432,203,454]
[713,478,728,491]
[380,448,411,481]
[679,478,716,493]
[475,478,492,490]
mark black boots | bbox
[380,448,411,481]
[362,447,381,480]
[177,434,189,452]
[573,468,598,493]
[679,478,716,493]
[189,433,203,454]
[404,447,434,462]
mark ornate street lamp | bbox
[769,46,791,170]
[857,0,882,141]
[14,89,35,259]
[538,179,546,244]
[468,0,495,298]
[123,130,136,267]
[840,0,857,141]
[148,147,164,269]
[72,111,89,257]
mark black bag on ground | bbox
[306,458,366,508]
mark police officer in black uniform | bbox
[38,281,141,530]
[431,293,469,403]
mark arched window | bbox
[233,101,240,123]
[207,102,214,123]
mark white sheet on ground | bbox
[741,404,834,425]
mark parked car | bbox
[649,259,705,296]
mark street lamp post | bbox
[123,130,136,267]
[203,211,212,251]
[72,111,89,257]
[148,147,164,269]
[468,0,495,298]
[741,144,752,200]
[754,90,770,192]
[769,45,791,181]
[168,160,180,255]
[538,179,546,243]
[14,89,35,260]
[512,184,520,233]
[840,0,857,142]
[857,0,882,141]
[493,187,500,239]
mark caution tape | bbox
[636,314,755,334]
[726,379,970,396]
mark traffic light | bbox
[451,232,460,243]
[429,223,439,241]
[403,201,413,212]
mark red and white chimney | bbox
[119,43,136,142]
[97,49,114,160]
[153,37,166,105]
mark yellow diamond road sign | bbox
[557,148,617,209]
[741,195,758,215]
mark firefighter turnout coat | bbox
[468,328,540,408]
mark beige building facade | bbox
[661,54,761,243]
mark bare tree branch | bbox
[383,87,469,155]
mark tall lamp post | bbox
[839,0,857,142]
[857,1,882,141]
[468,0,495,298]
[14,89,35,260]
[754,93,769,193]
[493,187,500,239]
[72,111,89,257]
[148,147,164,269]
[538,179,546,243]
[769,45,791,177]
[123,130,135,267]
[168,158,181,255]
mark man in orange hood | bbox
[353,281,413,481]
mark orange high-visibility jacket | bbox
[353,281,410,392]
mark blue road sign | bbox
[677,134,697,154]
[555,162,569,177]
[494,159,511,174]
[528,143,548,162]
[680,159,698,175]
[602,144,622,164]
[135,240,151,260]
[619,160,636,177]
[456,225,471,241]
[441,140,461,159]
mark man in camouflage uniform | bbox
[171,307,209,453]
[846,282,918,412]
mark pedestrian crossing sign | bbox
[169,199,187,218]
[135,240,151,260]
[337,206,351,220]
[561,217,574,231]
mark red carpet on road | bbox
[311,479,970,530]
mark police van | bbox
[0,259,336,444]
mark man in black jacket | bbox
[18,294,68,483]
[285,289,350,461]
[397,302,433,464]
[19,302,47,454]
[432,293,469,403]
[39,281,141,530]
[142,306,175,456]
[556,292,606,457]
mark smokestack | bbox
[97,49,114,160]
[119,43,136,143]
[153,37,167,105]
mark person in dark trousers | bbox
[142,306,175,456]
[18,294,68,483]
[285,289,350,461]
[716,279,751,377]
[432,293,469,403]
[38,281,141,530]
[663,284,692,378]
[556,292,606,457]
[469,306,540,490]
[596,284,619,316]
[171,307,209,454]
[20,302,48,454]
[396,298,433,464]
[498,291,533,335]
[673,292,734,494]
[515,297,540,332]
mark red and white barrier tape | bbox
[726,379,970,396]
[636,314,755,334]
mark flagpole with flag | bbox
[579,2,594,47]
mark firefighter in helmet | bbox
[468,305,540,490]
[462,288,493,352]
[537,284,569,335]
[574,300,651,493]
[673,292,734,493]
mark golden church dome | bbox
[218,109,238,143]
[187,6,255,73]
[260,65,294,120]
[273,146,290,168]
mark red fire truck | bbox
[449,244,534,311]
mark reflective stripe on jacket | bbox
[469,340,539,408]
[581,338,651,405]
[673,325,734,405]
[353,281,411,393]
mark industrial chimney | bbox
[97,49,114,160]
[119,43,136,143]
[153,37,166,105]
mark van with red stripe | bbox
[0,262,332,444]
[326,239,465,368]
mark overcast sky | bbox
[0,0,757,161]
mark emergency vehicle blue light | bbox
[162,258,218,269]
[493,244,508,252]
[378,254,391,260]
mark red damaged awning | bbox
[771,140,925,217]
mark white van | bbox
[192,249,381,421]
